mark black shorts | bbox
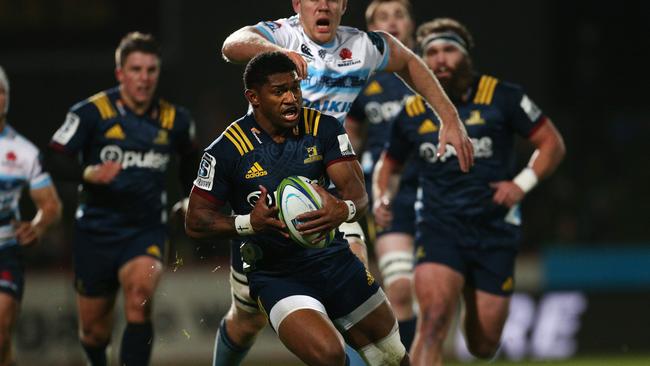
[0,246,25,301]
[73,224,167,296]
[415,223,517,296]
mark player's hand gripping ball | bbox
[276,176,335,249]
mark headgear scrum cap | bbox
[0,65,9,115]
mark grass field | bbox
[206,355,650,366]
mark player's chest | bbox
[93,117,173,152]
[234,138,326,192]
[0,143,30,178]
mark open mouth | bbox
[281,105,300,120]
[316,18,331,32]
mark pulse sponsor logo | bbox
[100,145,170,170]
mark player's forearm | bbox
[222,27,283,64]
[372,153,403,205]
[185,207,238,240]
[526,119,566,181]
[31,195,62,236]
[528,133,566,181]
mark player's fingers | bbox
[467,136,475,167]
[437,138,447,158]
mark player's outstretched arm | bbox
[371,152,404,228]
[380,32,474,172]
[221,26,308,78]
[14,185,62,247]
[491,119,566,207]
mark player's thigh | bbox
[462,288,510,343]
[0,292,18,335]
[344,300,396,347]
[414,263,464,318]
[375,233,414,284]
[340,221,368,266]
[118,255,163,295]
[278,308,345,364]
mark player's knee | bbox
[79,324,110,346]
[306,338,346,366]
[386,278,413,311]
[230,309,267,336]
[123,284,155,321]
[358,323,406,366]
[378,251,414,307]
[418,303,453,344]
[465,335,500,359]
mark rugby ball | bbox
[276,176,335,249]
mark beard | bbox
[437,57,474,102]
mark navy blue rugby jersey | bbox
[50,87,196,233]
[193,108,358,270]
[386,75,547,247]
[348,72,419,200]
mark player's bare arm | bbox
[380,31,474,172]
[371,151,403,228]
[82,160,122,184]
[222,26,308,78]
[296,159,367,237]
[14,185,62,247]
[491,119,566,207]
[185,186,287,240]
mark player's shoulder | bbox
[2,125,40,158]
[206,114,256,158]
[472,74,524,106]
[157,98,193,131]
[403,94,429,118]
[300,107,340,137]
[69,87,119,120]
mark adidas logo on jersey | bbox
[465,110,486,125]
[364,81,383,96]
[418,119,438,134]
[245,162,268,179]
[105,124,125,140]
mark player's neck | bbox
[0,117,6,133]
[253,112,289,143]
[119,89,152,116]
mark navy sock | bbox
[212,318,251,366]
[398,316,417,351]
[120,322,153,366]
[81,341,108,366]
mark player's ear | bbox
[292,0,301,14]
[115,67,123,84]
[245,89,259,107]
[341,0,347,14]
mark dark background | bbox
[1,0,648,269]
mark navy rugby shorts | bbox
[415,222,517,296]
[249,249,381,331]
[73,224,166,296]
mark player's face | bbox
[368,1,413,46]
[116,51,160,108]
[423,43,466,84]
[293,0,347,44]
[257,71,303,129]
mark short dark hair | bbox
[365,0,412,26]
[115,32,161,68]
[243,52,298,90]
[416,17,474,51]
